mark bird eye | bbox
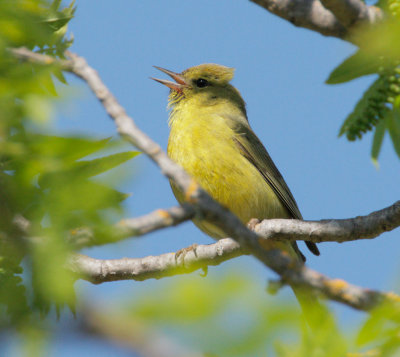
[195,78,209,88]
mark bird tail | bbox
[292,286,333,333]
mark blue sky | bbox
[8,1,400,355]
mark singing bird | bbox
[152,64,319,261]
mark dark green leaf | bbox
[41,16,73,32]
[371,119,386,167]
[53,68,67,84]
[386,110,400,158]
[26,135,112,162]
[50,0,63,12]
[38,151,139,188]
[339,77,387,139]
[326,50,382,85]
[71,151,140,179]
[39,73,57,96]
[43,179,129,227]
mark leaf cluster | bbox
[326,1,400,162]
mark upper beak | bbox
[151,66,187,92]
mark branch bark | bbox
[66,199,400,248]
[68,238,244,283]
[67,204,195,248]
[318,0,383,28]
[68,239,400,320]
[253,200,400,244]
[250,0,383,41]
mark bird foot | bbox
[247,218,260,231]
[175,243,199,263]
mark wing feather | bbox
[229,119,320,257]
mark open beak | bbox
[151,66,187,92]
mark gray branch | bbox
[117,204,195,236]
[67,200,400,248]
[67,204,195,248]
[319,0,383,28]
[68,238,244,283]
[254,200,400,244]
[250,0,383,40]
[68,239,400,319]
[11,47,400,315]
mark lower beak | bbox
[151,66,187,92]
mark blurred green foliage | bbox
[0,0,137,333]
[326,0,400,164]
[90,272,400,357]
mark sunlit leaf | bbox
[53,68,67,84]
[326,50,383,84]
[24,94,54,123]
[38,151,139,188]
[352,19,400,63]
[27,135,113,162]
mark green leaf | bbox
[41,15,73,32]
[371,119,386,168]
[339,77,387,140]
[26,135,112,163]
[386,110,400,158]
[71,151,140,179]
[43,179,129,228]
[38,151,139,188]
[53,68,67,84]
[326,50,382,85]
[50,0,63,12]
[39,72,57,96]
[24,94,54,124]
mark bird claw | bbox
[199,266,208,277]
[247,218,260,231]
[175,243,199,263]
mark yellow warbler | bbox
[152,63,319,261]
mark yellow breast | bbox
[167,103,289,238]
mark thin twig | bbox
[67,204,195,248]
[66,200,400,248]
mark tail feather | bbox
[292,286,332,332]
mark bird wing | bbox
[228,118,320,257]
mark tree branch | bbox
[249,0,383,41]
[253,200,400,244]
[67,204,195,248]
[67,199,400,249]
[68,239,400,320]
[11,47,400,316]
[117,203,195,236]
[319,0,383,28]
[67,238,244,283]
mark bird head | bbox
[151,63,246,113]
